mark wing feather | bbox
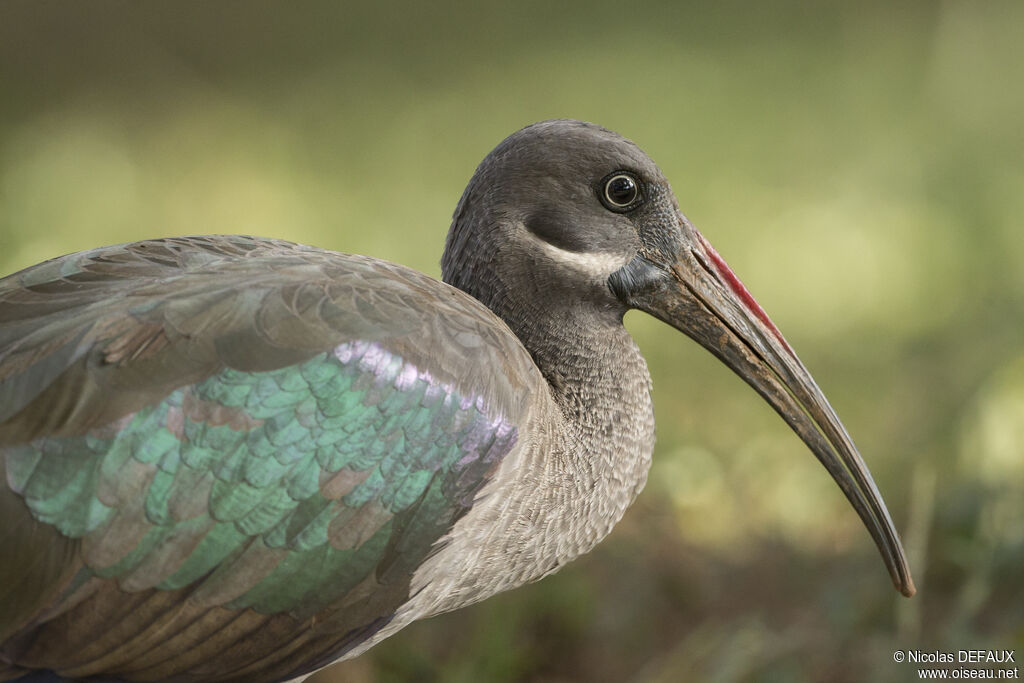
[0,236,536,681]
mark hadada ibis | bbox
[0,120,914,682]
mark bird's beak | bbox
[615,224,915,597]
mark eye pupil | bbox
[604,174,639,208]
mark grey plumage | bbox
[0,119,912,682]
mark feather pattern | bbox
[0,236,536,681]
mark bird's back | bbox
[0,236,539,682]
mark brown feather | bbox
[1,235,540,680]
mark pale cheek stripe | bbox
[536,240,631,275]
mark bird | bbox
[0,119,914,682]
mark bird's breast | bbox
[397,322,656,624]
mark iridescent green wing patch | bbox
[5,340,517,617]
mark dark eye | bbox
[601,173,641,211]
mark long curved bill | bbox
[632,227,915,597]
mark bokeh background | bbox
[1,1,1021,681]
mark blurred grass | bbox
[1,1,1022,681]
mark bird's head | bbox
[442,119,915,597]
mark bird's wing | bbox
[0,236,537,682]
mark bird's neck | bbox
[514,303,655,451]
[420,300,656,611]
[510,303,656,540]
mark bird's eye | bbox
[601,173,641,211]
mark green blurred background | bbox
[1,1,1021,681]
